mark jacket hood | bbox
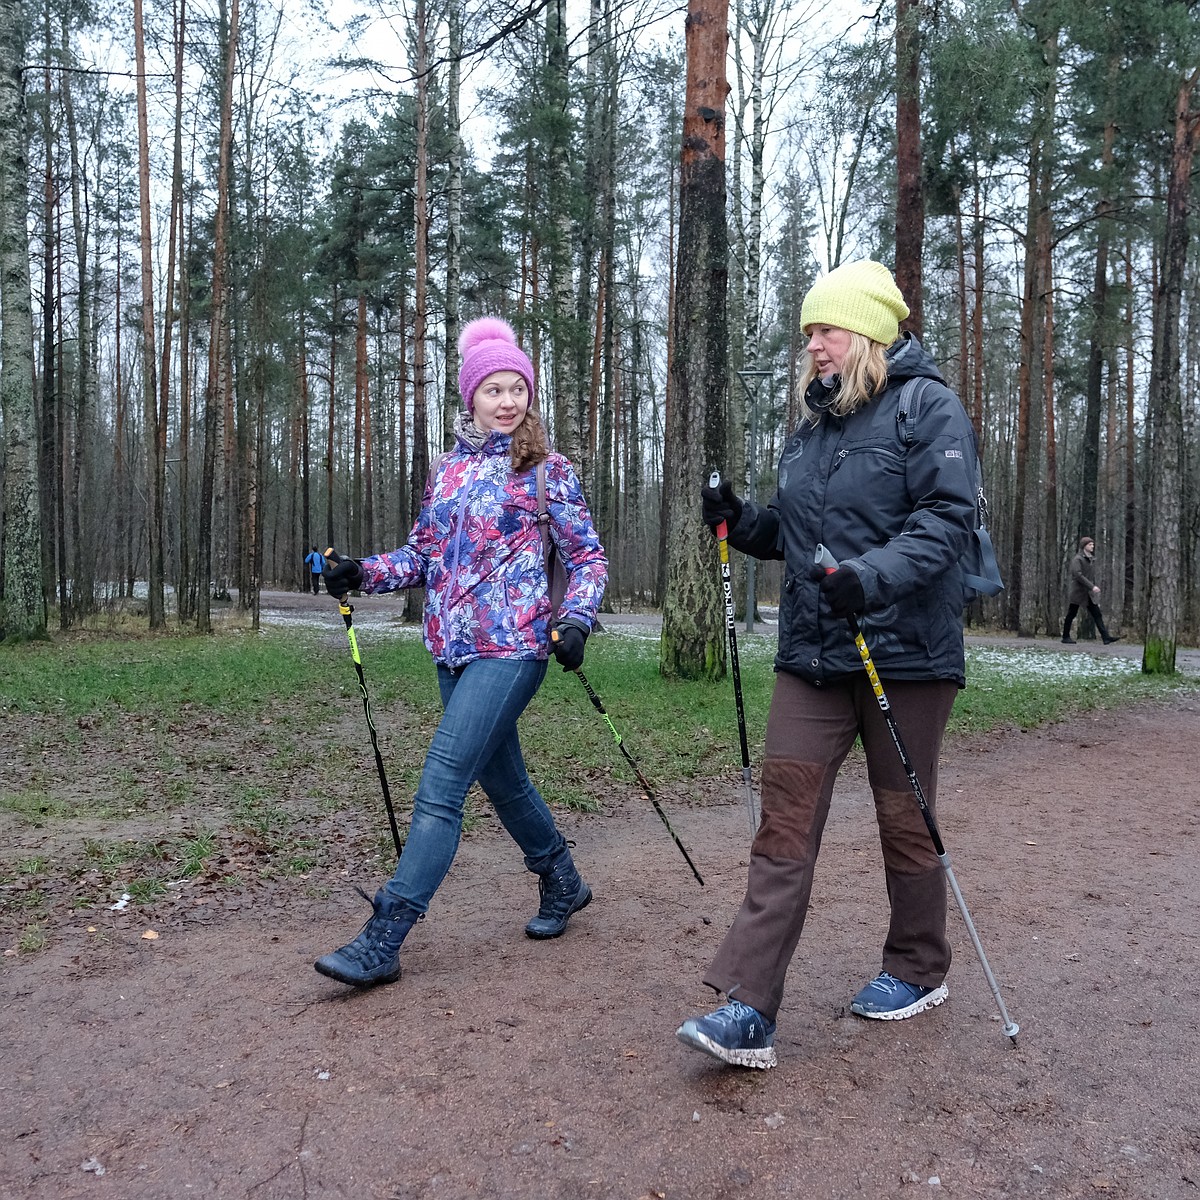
[886,333,947,386]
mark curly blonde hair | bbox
[510,407,550,473]
[798,332,891,422]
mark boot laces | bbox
[536,864,578,920]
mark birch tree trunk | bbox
[0,0,45,639]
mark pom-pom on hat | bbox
[457,317,536,411]
[800,260,910,346]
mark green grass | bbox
[0,631,346,721]
[2,625,1196,817]
[2,623,1195,948]
[17,924,48,953]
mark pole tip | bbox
[1004,1022,1020,1043]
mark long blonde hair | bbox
[798,332,891,422]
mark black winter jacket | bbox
[728,335,977,686]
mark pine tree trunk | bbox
[178,93,195,620]
[660,0,728,680]
[38,42,56,616]
[406,0,431,624]
[442,0,462,451]
[1120,243,1135,628]
[1143,72,1199,673]
[1080,90,1116,545]
[1007,131,1038,633]
[1037,27,1059,631]
[134,0,165,627]
[62,32,96,618]
[546,0,583,465]
[157,0,185,619]
[198,0,239,627]
[894,0,923,337]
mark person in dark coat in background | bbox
[676,260,980,1070]
[1061,536,1117,645]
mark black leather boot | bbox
[525,845,592,939]
[314,887,420,987]
[1061,617,1076,644]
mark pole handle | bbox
[708,472,730,543]
[323,546,354,608]
[814,543,838,574]
[549,627,581,674]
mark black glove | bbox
[550,621,587,672]
[700,480,743,531]
[820,566,865,618]
[323,554,363,599]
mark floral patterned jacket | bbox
[358,430,608,669]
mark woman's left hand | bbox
[820,566,865,617]
[550,622,588,671]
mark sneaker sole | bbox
[675,1025,777,1069]
[851,982,948,1021]
[524,886,593,940]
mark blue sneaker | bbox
[850,972,948,1020]
[676,1000,777,1069]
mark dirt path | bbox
[4,684,1199,1200]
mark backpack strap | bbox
[896,377,931,446]
[962,525,1004,597]
[535,460,551,557]
[425,450,451,498]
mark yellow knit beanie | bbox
[800,260,910,345]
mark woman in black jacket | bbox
[677,260,980,1069]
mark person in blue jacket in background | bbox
[304,546,324,594]
[677,261,980,1069]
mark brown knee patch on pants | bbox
[754,759,828,861]
[873,786,940,873]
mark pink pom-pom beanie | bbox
[457,317,535,411]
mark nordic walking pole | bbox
[814,544,1019,1044]
[324,549,405,860]
[708,471,758,840]
[551,631,704,886]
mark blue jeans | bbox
[381,657,565,912]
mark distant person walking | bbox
[304,546,324,595]
[1062,536,1117,645]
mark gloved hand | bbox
[550,621,587,672]
[700,479,744,531]
[819,566,865,618]
[323,554,363,599]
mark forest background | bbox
[1,0,1199,675]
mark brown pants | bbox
[704,671,959,1022]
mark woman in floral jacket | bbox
[315,317,607,989]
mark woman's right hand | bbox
[700,480,744,530]
[323,553,363,598]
